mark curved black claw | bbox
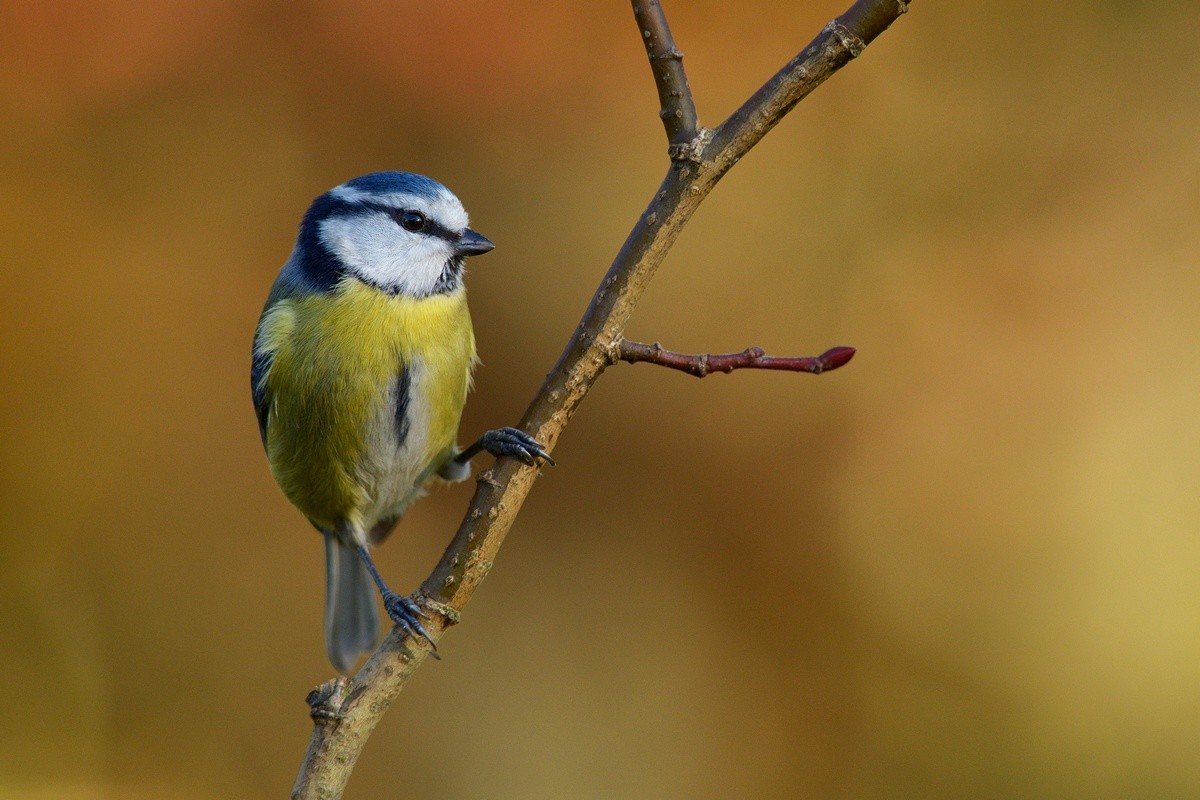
[480,427,555,467]
[382,591,438,653]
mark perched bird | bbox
[252,171,552,673]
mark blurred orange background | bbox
[2,1,1198,797]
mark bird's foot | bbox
[382,591,437,652]
[478,427,555,466]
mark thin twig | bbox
[707,0,909,175]
[631,0,700,151]
[616,340,856,377]
[292,2,910,797]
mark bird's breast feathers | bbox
[255,278,476,529]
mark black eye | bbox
[395,210,427,232]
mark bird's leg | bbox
[454,427,555,467]
[355,545,438,653]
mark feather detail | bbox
[257,277,475,532]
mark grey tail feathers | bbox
[324,535,380,674]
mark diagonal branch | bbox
[616,340,856,377]
[292,2,910,797]
[631,0,700,150]
[709,0,908,174]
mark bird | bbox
[251,171,553,673]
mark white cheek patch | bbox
[319,213,454,296]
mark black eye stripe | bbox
[395,209,426,232]
[354,200,458,243]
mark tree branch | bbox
[292,2,909,797]
[616,340,856,377]
[631,0,700,151]
[708,0,909,174]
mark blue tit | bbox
[251,171,553,673]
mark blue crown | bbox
[342,171,447,202]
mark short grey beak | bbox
[455,228,495,257]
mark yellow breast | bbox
[258,278,476,530]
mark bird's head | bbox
[296,171,493,297]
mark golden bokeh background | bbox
[3,1,1198,797]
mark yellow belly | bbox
[258,279,476,531]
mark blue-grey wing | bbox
[251,253,310,448]
[251,342,273,447]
